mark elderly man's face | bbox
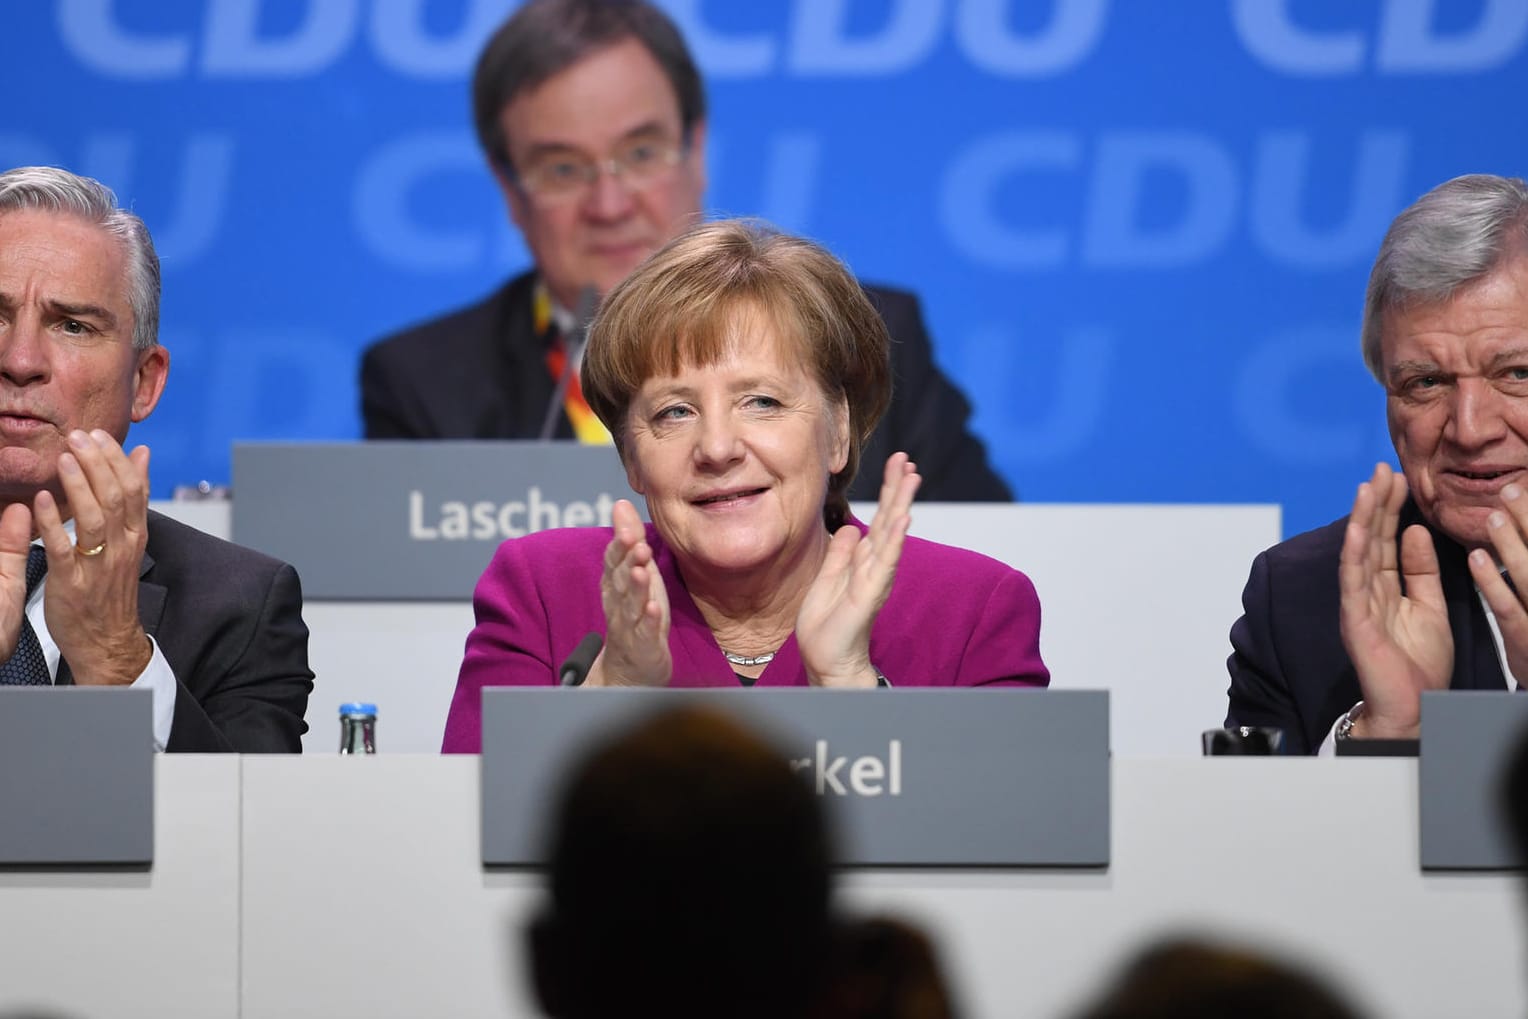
[496,37,707,314]
[0,209,168,509]
[1385,253,1528,548]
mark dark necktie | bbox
[0,546,50,686]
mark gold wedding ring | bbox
[77,541,106,557]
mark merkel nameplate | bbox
[232,442,639,599]
[481,688,1110,867]
[0,688,153,865]
[1419,691,1528,870]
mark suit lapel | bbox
[137,549,167,644]
[55,550,163,687]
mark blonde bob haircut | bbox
[583,219,892,529]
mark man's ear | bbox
[493,162,531,235]
[131,346,170,423]
[684,117,709,197]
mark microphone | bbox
[538,284,601,441]
[558,631,604,687]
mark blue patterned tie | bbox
[0,546,49,685]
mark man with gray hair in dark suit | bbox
[0,165,312,751]
[1228,173,1528,754]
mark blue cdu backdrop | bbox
[4,0,1525,537]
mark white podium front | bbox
[231,757,1520,1019]
[1,757,1520,1018]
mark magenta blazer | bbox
[442,520,1048,752]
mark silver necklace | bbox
[722,650,776,668]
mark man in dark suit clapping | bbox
[0,166,312,751]
[1228,174,1528,754]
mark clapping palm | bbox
[797,453,921,686]
[1338,463,1453,736]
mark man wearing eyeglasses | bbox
[359,0,1012,503]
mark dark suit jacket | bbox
[1226,499,1508,754]
[56,511,314,753]
[359,270,1012,503]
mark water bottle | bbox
[339,703,377,754]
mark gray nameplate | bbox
[481,688,1110,867]
[0,688,153,865]
[1419,691,1528,870]
[232,442,639,600]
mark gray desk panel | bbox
[482,688,1109,866]
[0,687,153,864]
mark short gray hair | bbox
[1362,173,1528,380]
[0,166,160,350]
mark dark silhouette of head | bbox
[527,704,835,1018]
[1067,937,1368,1019]
[812,915,958,1019]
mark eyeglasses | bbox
[510,136,689,201]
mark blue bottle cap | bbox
[338,702,378,716]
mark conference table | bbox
[2,756,1520,1018]
[2,494,1524,1017]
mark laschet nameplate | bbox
[232,441,640,600]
